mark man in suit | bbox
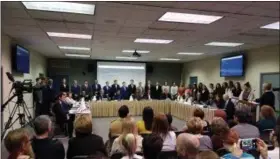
[161,88,171,100]
[42,79,55,115]
[154,82,162,99]
[103,81,111,99]
[81,80,91,101]
[71,80,80,101]
[256,83,275,110]
[52,92,69,134]
[223,94,235,121]
[110,80,120,98]
[128,79,136,97]
[120,82,128,100]
[92,80,101,97]
[34,78,43,117]
[60,78,69,93]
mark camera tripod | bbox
[1,92,34,140]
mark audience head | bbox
[222,129,240,152]
[4,128,34,159]
[260,105,275,120]
[198,82,203,89]
[228,80,234,89]
[143,107,154,131]
[176,133,200,158]
[211,117,229,136]
[243,82,251,91]
[118,105,129,118]
[121,118,137,135]
[142,133,163,159]
[130,79,134,84]
[122,133,137,157]
[196,151,219,159]
[214,109,227,121]
[187,117,203,134]
[223,94,229,101]
[106,81,109,86]
[74,114,92,136]
[234,106,251,124]
[34,115,52,137]
[263,83,272,92]
[209,83,214,89]
[193,108,205,120]
[152,113,169,138]
[235,82,241,90]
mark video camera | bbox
[6,72,33,94]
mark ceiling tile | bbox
[2,8,30,18]
[28,11,64,20]
[2,1,25,9]
[62,13,95,23]
[65,22,94,30]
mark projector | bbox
[132,50,141,57]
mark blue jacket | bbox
[120,86,128,99]
[71,85,80,96]
[92,84,101,95]
[103,85,111,96]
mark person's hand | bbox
[256,138,268,159]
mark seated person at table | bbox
[113,90,122,101]
[257,105,276,132]
[120,133,143,159]
[134,88,143,101]
[187,117,213,151]
[111,118,143,155]
[103,81,111,99]
[214,94,225,109]
[110,105,130,136]
[231,106,260,139]
[176,133,200,159]
[71,80,80,100]
[67,115,107,159]
[32,115,65,159]
[52,92,69,133]
[152,113,176,151]
[64,92,76,105]
[206,93,215,106]
[223,94,235,121]
[143,89,152,100]
[110,80,120,98]
[166,113,178,131]
[142,133,163,159]
[137,107,154,134]
[120,82,129,100]
[160,88,171,100]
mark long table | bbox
[90,100,216,123]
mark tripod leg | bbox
[1,104,19,140]
[21,101,34,127]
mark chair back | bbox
[110,153,124,159]
[157,151,178,159]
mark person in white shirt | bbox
[120,133,143,159]
[65,92,76,105]
[152,113,176,151]
[170,82,178,100]
[239,82,255,101]
[208,83,214,94]
[162,81,170,93]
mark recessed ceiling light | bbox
[261,21,279,30]
[159,12,223,24]
[59,46,91,51]
[65,53,90,58]
[122,50,150,54]
[22,2,95,15]
[159,58,180,61]
[205,42,244,47]
[177,52,204,55]
[134,38,173,44]
[98,65,145,70]
[116,56,138,60]
[47,32,92,39]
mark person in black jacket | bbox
[110,80,120,98]
[154,82,162,99]
[32,115,65,159]
[256,83,275,110]
[67,115,107,159]
[128,79,137,97]
[42,79,55,115]
[60,78,69,92]
[223,94,235,121]
[52,92,69,133]
[81,80,92,101]
[200,84,209,104]
[92,80,101,97]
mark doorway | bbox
[189,76,198,85]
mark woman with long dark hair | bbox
[136,107,154,134]
[214,83,223,97]
[233,82,242,97]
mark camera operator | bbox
[33,78,43,117]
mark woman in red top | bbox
[177,82,185,96]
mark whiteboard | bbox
[97,62,146,86]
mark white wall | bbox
[1,34,47,130]
[183,45,280,98]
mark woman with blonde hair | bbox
[121,133,143,159]
[111,118,143,155]
[4,128,34,159]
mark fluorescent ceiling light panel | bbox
[205,42,244,47]
[22,2,95,15]
[177,52,204,55]
[261,21,279,30]
[47,32,92,39]
[134,38,173,44]
[122,50,150,54]
[65,53,90,58]
[98,65,145,70]
[59,46,91,51]
[116,56,138,60]
[159,12,223,24]
[159,58,180,61]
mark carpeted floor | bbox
[1,116,186,158]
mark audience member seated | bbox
[257,105,276,132]
[271,116,280,149]
[110,105,130,136]
[52,92,69,133]
[160,88,171,100]
[142,133,163,159]
[152,113,176,151]
[4,128,34,159]
[193,108,210,131]
[111,118,143,155]
[214,94,225,109]
[166,113,178,131]
[32,115,65,159]
[196,150,219,159]
[231,106,260,139]
[239,82,255,101]
[121,133,143,159]
[210,117,230,151]
[256,83,275,110]
[67,115,107,159]
[186,117,213,151]
[206,93,215,106]
[214,109,227,121]
[200,85,209,104]
[176,133,200,159]
[136,107,154,134]
[223,94,235,121]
